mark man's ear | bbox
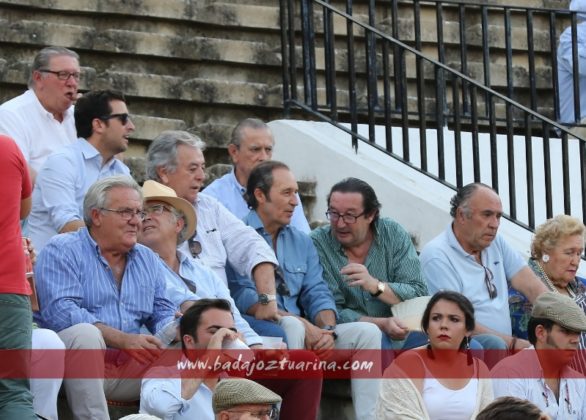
[228,144,239,163]
[254,187,267,205]
[157,166,169,184]
[90,207,102,227]
[535,324,547,344]
[183,334,196,349]
[175,214,185,235]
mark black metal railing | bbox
[279,0,586,231]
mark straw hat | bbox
[142,180,196,241]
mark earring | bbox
[542,254,550,263]
[465,336,473,365]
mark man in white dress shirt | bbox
[146,131,280,322]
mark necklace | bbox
[534,261,576,299]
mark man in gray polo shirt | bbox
[420,183,547,350]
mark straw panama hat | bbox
[142,180,197,241]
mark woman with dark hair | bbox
[376,291,493,419]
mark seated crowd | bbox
[2,46,586,420]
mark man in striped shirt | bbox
[35,175,176,419]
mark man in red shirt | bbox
[0,134,36,418]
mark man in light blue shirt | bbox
[228,161,382,420]
[420,183,547,352]
[558,1,586,127]
[26,89,133,251]
[137,179,272,346]
[35,176,176,419]
[203,118,310,233]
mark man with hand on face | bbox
[228,161,381,420]
[491,292,586,419]
[203,118,310,233]
[310,177,428,350]
[26,89,133,252]
[35,175,176,419]
[0,46,80,184]
[146,131,280,322]
[140,299,322,420]
[420,183,547,352]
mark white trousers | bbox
[31,328,65,420]
[279,318,382,420]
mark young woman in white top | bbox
[376,291,493,419]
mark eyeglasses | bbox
[144,204,173,216]
[325,210,366,224]
[39,69,81,81]
[482,265,497,299]
[188,236,202,258]
[226,407,279,420]
[99,113,130,125]
[100,207,146,221]
[274,266,291,297]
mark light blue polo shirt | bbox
[420,224,526,335]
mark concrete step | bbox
[0,19,280,66]
[0,0,281,30]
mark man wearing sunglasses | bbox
[421,183,547,354]
[0,46,80,184]
[228,161,381,420]
[26,89,133,252]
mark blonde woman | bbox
[509,214,586,372]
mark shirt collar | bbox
[228,168,246,193]
[445,222,477,259]
[81,226,137,263]
[245,209,290,236]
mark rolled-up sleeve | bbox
[141,374,190,419]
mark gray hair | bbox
[146,130,206,182]
[230,118,272,147]
[29,46,80,88]
[449,183,494,219]
[83,175,142,227]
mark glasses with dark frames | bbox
[99,113,130,125]
[325,210,366,224]
[39,69,81,81]
[482,265,497,299]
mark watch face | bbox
[258,294,269,305]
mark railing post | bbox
[300,0,317,110]
[279,0,291,118]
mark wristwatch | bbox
[371,281,385,297]
[322,325,338,340]
[258,293,277,305]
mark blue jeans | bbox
[0,294,37,419]
[242,315,289,346]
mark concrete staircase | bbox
[0,0,285,169]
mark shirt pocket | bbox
[283,261,307,297]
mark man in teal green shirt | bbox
[310,177,428,349]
